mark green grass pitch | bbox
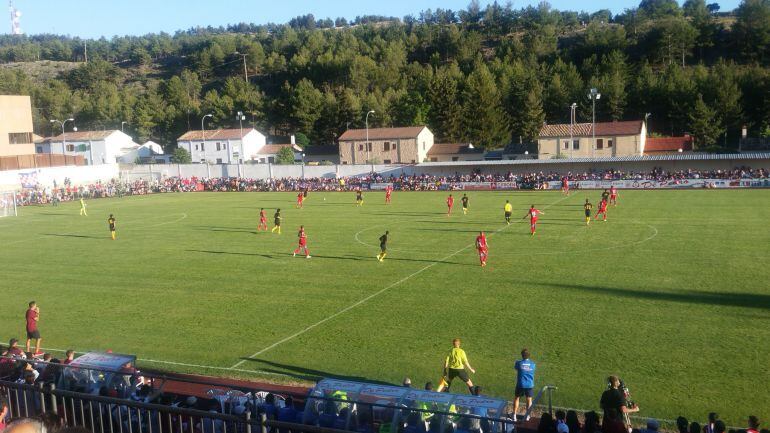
[1,190,768,424]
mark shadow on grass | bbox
[363,211,444,217]
[239,359,394,385]
[293,253,472,267]
[414,220,490,225]
[43,233,104,239]
[187,249,276,259]
[413,227,486,233]
[527,281,770,311]
[194,226,257,234]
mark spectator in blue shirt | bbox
[513,348,536,421]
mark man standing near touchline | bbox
[25,301,41,355]
[600,375,639,429]
[513,348,536,421]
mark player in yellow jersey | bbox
[584,199,593,225]
[504,200,513,224]
[79,197,88,216]
[107,214,116,240]
[377,231,389,262]
[271,209,282,234]
[436,338,476,393]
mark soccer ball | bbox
[323,197,326,201]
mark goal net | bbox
[0,191,18,217]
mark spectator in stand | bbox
[690,422,702,433]
[25,302,41,355]
[0,396,8,431]
[37,411,64,432]
[583,411,602,433]
[747,416,761,433]
[566,410,581,433]
[6,338,25,357]
[258,393,278,419]
[538,413,557,433]
[704,413,720,433]
[402,377,412,387]
[713,420,726,433]
[62,350,75,364]
[555,411,569,433]
[601,409,626,433]
[600,376,638,419]
[677,417,690,433]
[513,348,536,421]
[641,419,660,433]
[276,396,298,423]
[4,418,46,433]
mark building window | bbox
[563,141,569,150]
[216,142,221,151]
[367,143,372,151]
[384,159,391,164]
[268,157,275,163]
[411,160,416,163]
[195,144,199,151]
[597,139,604,149]
[200,158,206,163]
[216,158,222,164]
[608,139,613,148]
[430,157,438,162]
[66,144,75,152]
[8,132,33,144]
[384,142,390,151]
[573,140,580,150]
[359,144,363,151]
[452,157,459,161]
[200,143,205,151]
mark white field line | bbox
[4,343,292,378]
[229,194,574,370]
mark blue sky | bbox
[12,0,740,39]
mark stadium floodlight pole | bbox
[50,118,75,155]
[569,103,577,159]
[236,111,246,163]
[588,88,600,158]
[301,152,306,179]
[121,121,128,133]
[365,110,375,169]
[201,113,213,164]
[234,52,248,82]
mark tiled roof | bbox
[427,143,484,156]
[257,144,303,155]
[339,126,427,141]
[417,152,770,166]
[303,145,339,156]
[539,121,644,138]
[48,130,119,142]
[178,128,256,141]
[645,136,693,153]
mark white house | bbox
[38,130,141,165]
[176,128,266,164]
[120,141,171,164]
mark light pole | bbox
[121,121,128,133]
[301,152,306,179]
[365,110,375,166]
[234,52,248,82]
[569,103,577,159]
[50,118,75,155]
[643,113,652,155]
[588,88,601,158]
[201,113,213,164]
[236,111,245,164]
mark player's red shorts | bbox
[299,240,307,247]
[610,194,617,199]
[531,217,538,224]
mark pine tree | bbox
[427,67,463,142]
[689,94,724,149]
[461,62,510,148]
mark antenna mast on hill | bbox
[9,0,22,35]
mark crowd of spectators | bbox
[10,166,768,207]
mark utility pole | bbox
[234,52,248,82]
[84,40,88,63]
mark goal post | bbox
[0,191,18,217]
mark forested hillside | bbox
[1,0,769,152]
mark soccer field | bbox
[1,190,768,424]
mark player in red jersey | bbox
[296,192,304,208]
[446,194,454,216]
[561,177,570,195]
[258,208,268,231]
[385,185,392,204]
[609,186,618,206]
[522,205,544,236]
[595,198,608,221]
[475,231,488,267]
[292,225,311,258]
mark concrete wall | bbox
[0,95,35,157]
[0,163,120,190]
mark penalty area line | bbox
[229,193,573,370]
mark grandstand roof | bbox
[417,152,770,167]
[339,126,428,141]
[539,121,644,138]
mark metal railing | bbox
[0,378,517,433]
[522,385,558,421]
